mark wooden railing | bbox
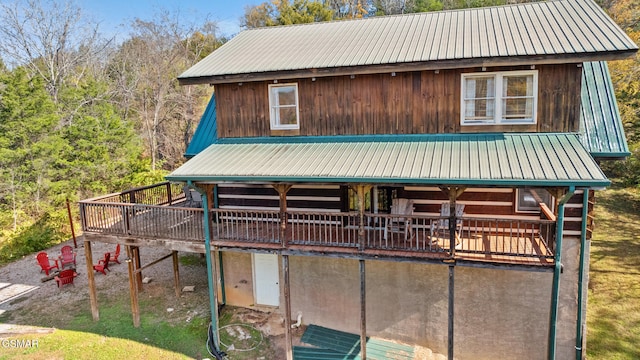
[84,182,185,205]
[80,192,556,262]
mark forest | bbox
[0,0,638,263]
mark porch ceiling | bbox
[166,133,609,187]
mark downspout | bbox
[213,185,226,305]
[548,186,575,360]
[188,181,222,355]
[575,190,589,359]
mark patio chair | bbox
[54,269,78,288]
[108,244,121,264]
[36,252,59,276]
[182,185,203,207]
[58,245,76,268]
[430,203,465,247]
[93,252,110,275]
[384,198,414,240]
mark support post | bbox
[173,251,180,298]
[576,190,590,360]
[353,185,372,251]
[126,245,140,327]
[66,199,77,248]
[273,184,292,248]
[133,246,142,291]
[448,265,454,360]
[283,255,293,360]
[548,186,575,360]
[84,239,99,321]
[360,259,367,360]
[439,186,466,256]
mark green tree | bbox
[242,0,334,29]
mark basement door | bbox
[252,253,280,306]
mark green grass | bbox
[587,186,640,360]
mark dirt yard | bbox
[0,239,288,359]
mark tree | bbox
[242,0,334,29]
[0,0,108,103]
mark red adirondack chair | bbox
[108,244,121,264]
[93,252,110,275]
[59,245,76,268]
[54,269,78,288]
[36,252,59,276]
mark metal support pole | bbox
[448,265,454,360]
[575,190,590,360]
[360,259,367,360]
[283,255,293,360]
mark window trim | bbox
[268,83,300,130]
[515,188,553,213]
[461,70,538,126]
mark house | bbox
[79,0,637,359]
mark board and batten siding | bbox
[215,64,582,138]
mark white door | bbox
[252,253,280,306]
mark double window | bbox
[269,83,299,130]
[461,70,538,125]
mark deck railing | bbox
[80,196,556,262]
[84,182,185,205]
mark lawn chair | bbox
[183,185,203,207]
[54,269,78,288]
[108,244,121,264]
[430,203,465,247]
[384,198,414,241]
[58,245,76,268]
[36,252,59,276]
[93,252,110,275]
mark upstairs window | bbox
[269,83,299,130]
[462,70,537,125]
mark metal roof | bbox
[579,61,630,158]
[178,0,638,85]
[167,133,609,187]
[185,95,217,158]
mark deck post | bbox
[448,265,454,360]
[440,187,466,256]
[273,184,292,248]
[360,259,367,360]
[283,254,293,360]
[84,239,99,321]
[172,251,180,298]
[133,246,142,291]
[354,185,372,251]
[126,245,140,327]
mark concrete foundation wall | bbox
[218,245,583,360]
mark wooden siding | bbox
[217,184,342,212]
[215,64,582,138]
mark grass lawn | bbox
[587,186,640,359]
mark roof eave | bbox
[177,50,638,86]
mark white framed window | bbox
[516,188,553,213]
[461,70,538,125]
[269,83,299,130]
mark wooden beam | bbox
[126,245,140,327]
[173,251,180,298]
[360,259,367,360]
[133,246,142,291]
[352,185,372,252]
[283,255,293,360]
[273,184,292,248]
[82,233,206,254]
[133,252,174,274]
[84,240,99,321]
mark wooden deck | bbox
[81,201,555,268]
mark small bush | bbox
[0,214,64,265]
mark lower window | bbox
[516,188,553,213]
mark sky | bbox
[81,0,259,39]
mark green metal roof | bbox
[178,0,637,85]
[167,133,609,187]
[185,95,217,158]
[579,61,630,158]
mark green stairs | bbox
[293,324,415,360]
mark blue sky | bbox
[82,0,259,38]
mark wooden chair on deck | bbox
[385,199,414,241]
[430,203,465,247]
[36,252,59,276]
[58,245,76,268]
[54,269,78,288]
[93,252,110,275]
